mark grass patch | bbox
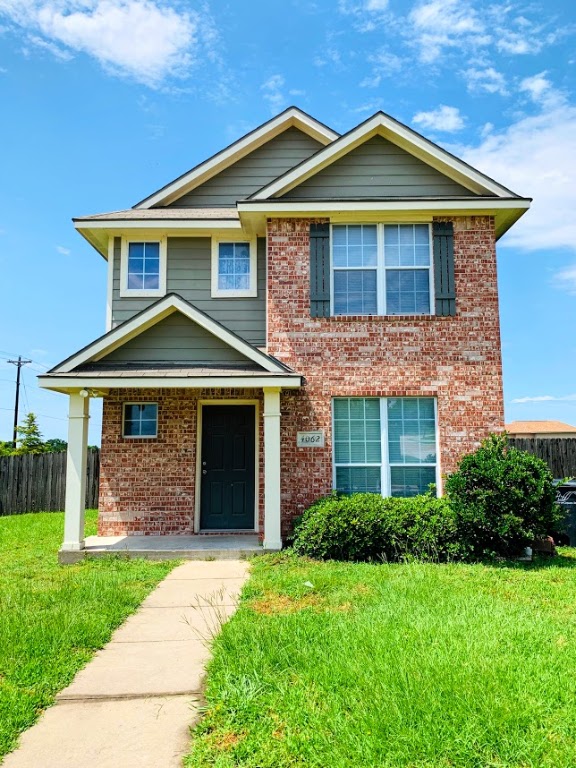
[0,510,175,760]
[187,552,576,768]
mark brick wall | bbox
[267,216,505,537]
[99,388,264,536]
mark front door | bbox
[200,405,256,530]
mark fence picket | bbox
[0,449,100,515]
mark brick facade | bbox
[99,388,264,536]
[267,216,504,537]
[98,215,504,541]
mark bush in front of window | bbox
[445,433,562,559]
[291,493,465,562]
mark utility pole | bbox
[7,356,31,449]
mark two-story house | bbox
[39,107,530,560]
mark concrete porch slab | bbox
[59,534,265,563]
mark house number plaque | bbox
[296,431,325,448]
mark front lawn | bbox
[188,553,576,768]
[0,511,175,760]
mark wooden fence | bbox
[0,449,100,515]
[508,438,576,479]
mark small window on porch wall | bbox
[211,238,257,298]
[123,403,158,438]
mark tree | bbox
[16,413,46,454]
[44,438,67,453]
[0,441,13,457]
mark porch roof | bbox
[38,361,302,393]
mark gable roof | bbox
[506,420,576,435]
[134,107,339,209]
[250,111,521,201]
[47,294,291,375]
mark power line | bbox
[0,407,66,422]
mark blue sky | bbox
[1,0,575,445]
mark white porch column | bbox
[263,387,282,550]
[62,393,90,551]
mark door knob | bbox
[202,469,207,475]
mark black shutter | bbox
[433,221,456,317]
[310,223,330,317]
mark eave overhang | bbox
[73,216,244,259]
[237,197,532,240]
[38,374,302,395]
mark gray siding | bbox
[282,135,474,199]
[102,313,248,364]
[111,237,266,346]
[169,127,323,207]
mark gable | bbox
[251,112,519,200]
[168,127,324,208]
[49,295,289,375]
[99,312,252,365]
[280,135,474,200]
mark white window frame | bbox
[119,237,167,298]
[331,397,439,497]
[122,402,158,439]
[211,237,257,298]
[330,223,435,317]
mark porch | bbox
[59,533,264,564]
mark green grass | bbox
[0,510,176,760]
[187,552,576,768]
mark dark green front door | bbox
[200,405,255,530]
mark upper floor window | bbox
[332,224,433,316]
[120,238,167,298]
[211,238,257,298]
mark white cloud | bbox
[512,394,576,404]
[313,47,341,68]
[412,105,465,133]
[338,0,390,32]
[552,265,576,295]
[56,245,70,255]
[518,71,565,110]
[457,95,576,252]
[407,1,558,69]
[360,48,403,88]
[23,33,72,60]
[0,0,216,87]
[261,74,286,114]
[408,0,488,63]
[339,0,388,14]
[463,65,507,96]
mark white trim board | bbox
[134,108,339,209]
[105,236,114,331]
[38,375,301,392]
[48,294,291,375]
[250,112,522,200]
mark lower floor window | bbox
[333,397,437,497]
[123,403,158,438]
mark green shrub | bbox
[445,433,562,559]
[292,493,466,562]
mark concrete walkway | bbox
[3,560,250,768]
